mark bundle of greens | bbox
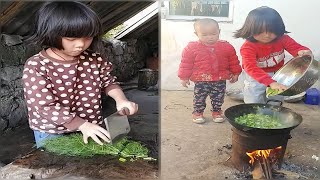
[266,87,284,97]
[120,141,149,158]
[43,133,156,162]
[235,113,283,129]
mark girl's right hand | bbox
[78,122,111,145]
[297,50,313,57]
[181,79,190,88]
[269,82,288,91]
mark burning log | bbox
[252,160,264,179]
[252,158,273,179]
[247,146,282,179]
[262,156,272,179]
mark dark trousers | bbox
[193,81,226,114]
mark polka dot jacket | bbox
[22,50,118,134]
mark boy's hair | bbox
[234,6,289,41]
[27,1,105,54]
[193,18,219,32]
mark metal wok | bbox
[224,101,302,135]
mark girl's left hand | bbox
[298,50,313,57]
[116,100,138,115]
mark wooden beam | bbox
[100,2,136,23]
[9,2,44,36]
[88,1,125,18]
[101,2,152,33]
[125,15,158,39]
[0,2,28,27]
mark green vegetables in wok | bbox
[235,113,283,129]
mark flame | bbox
[246,146,282,165]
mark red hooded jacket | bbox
[178,40,242,82]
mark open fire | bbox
[230,128,291,179]
[246,146,283,179]
[224,102,304,179]
[247,146,282,165]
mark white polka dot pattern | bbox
[23,50,119,134]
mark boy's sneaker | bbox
[212,111,225,123]
[192,113,206,124]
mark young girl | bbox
[234,6,312,104]
[178,18,242,124]
[23,1,138,148]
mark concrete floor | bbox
[160,90,320,179]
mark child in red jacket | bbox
[178,18,242,124]
[234,6,312,104]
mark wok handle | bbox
[266,99,283,107]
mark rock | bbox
[111,40,126,55]
[0,80,12,97]
[127,46,136,54]
[112,43,124,55]
[276,170,300,179]
[7,98,28,127]
[42,174,98,180]
[14,79,23,88]
[0,96,15,117]
[127,39,137,45]
[312,155,319,161]
[124,54,133,63]
[0,117,7,131]
[1,34,23,46]
[0,163,57,179]
[0,66,22,82]
[115,55,123,63]
[1,45,25,67]
[0,161,5,167]
[0,46,19,67]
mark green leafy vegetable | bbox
[235,113,283,129]
[119,157,127,162]
[266,87,283,97]
[120,141,149,158]
[43,133,156,161]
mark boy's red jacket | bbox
[178,40,242,82]
[240,35,309,86]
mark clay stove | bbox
[231,127,292,179]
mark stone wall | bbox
[0,35,149,132]
[104,39,149,81]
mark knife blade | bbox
[104,108,131,144]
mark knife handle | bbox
[120,107,130,115]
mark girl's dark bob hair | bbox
[27,1,105,54]
[234,6,289,42]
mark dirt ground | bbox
[160,90,320,179]
[0,88,159,179]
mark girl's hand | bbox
[229,74,239,83]
[269,82,288,91]
[298,50,313,57]
[78,122,111,145]
[181,79,190,88]
[116,100,138,115]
